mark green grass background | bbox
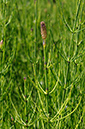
[0,0,85,128]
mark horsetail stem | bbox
[40,21,49,128]
[40,21,47,90]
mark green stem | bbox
[73,0,82,31]
[24,79,28,127]
[43,40,48,90]
[34,0,38,63]
[34,1,38,128]
[43,40,49,128]
[1,76,3,128]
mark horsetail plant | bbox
[40,21,50,128]
[40,21,47,89]
[0,0,84,128]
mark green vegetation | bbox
[0,0,85,128]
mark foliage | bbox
[0,0,85,128]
